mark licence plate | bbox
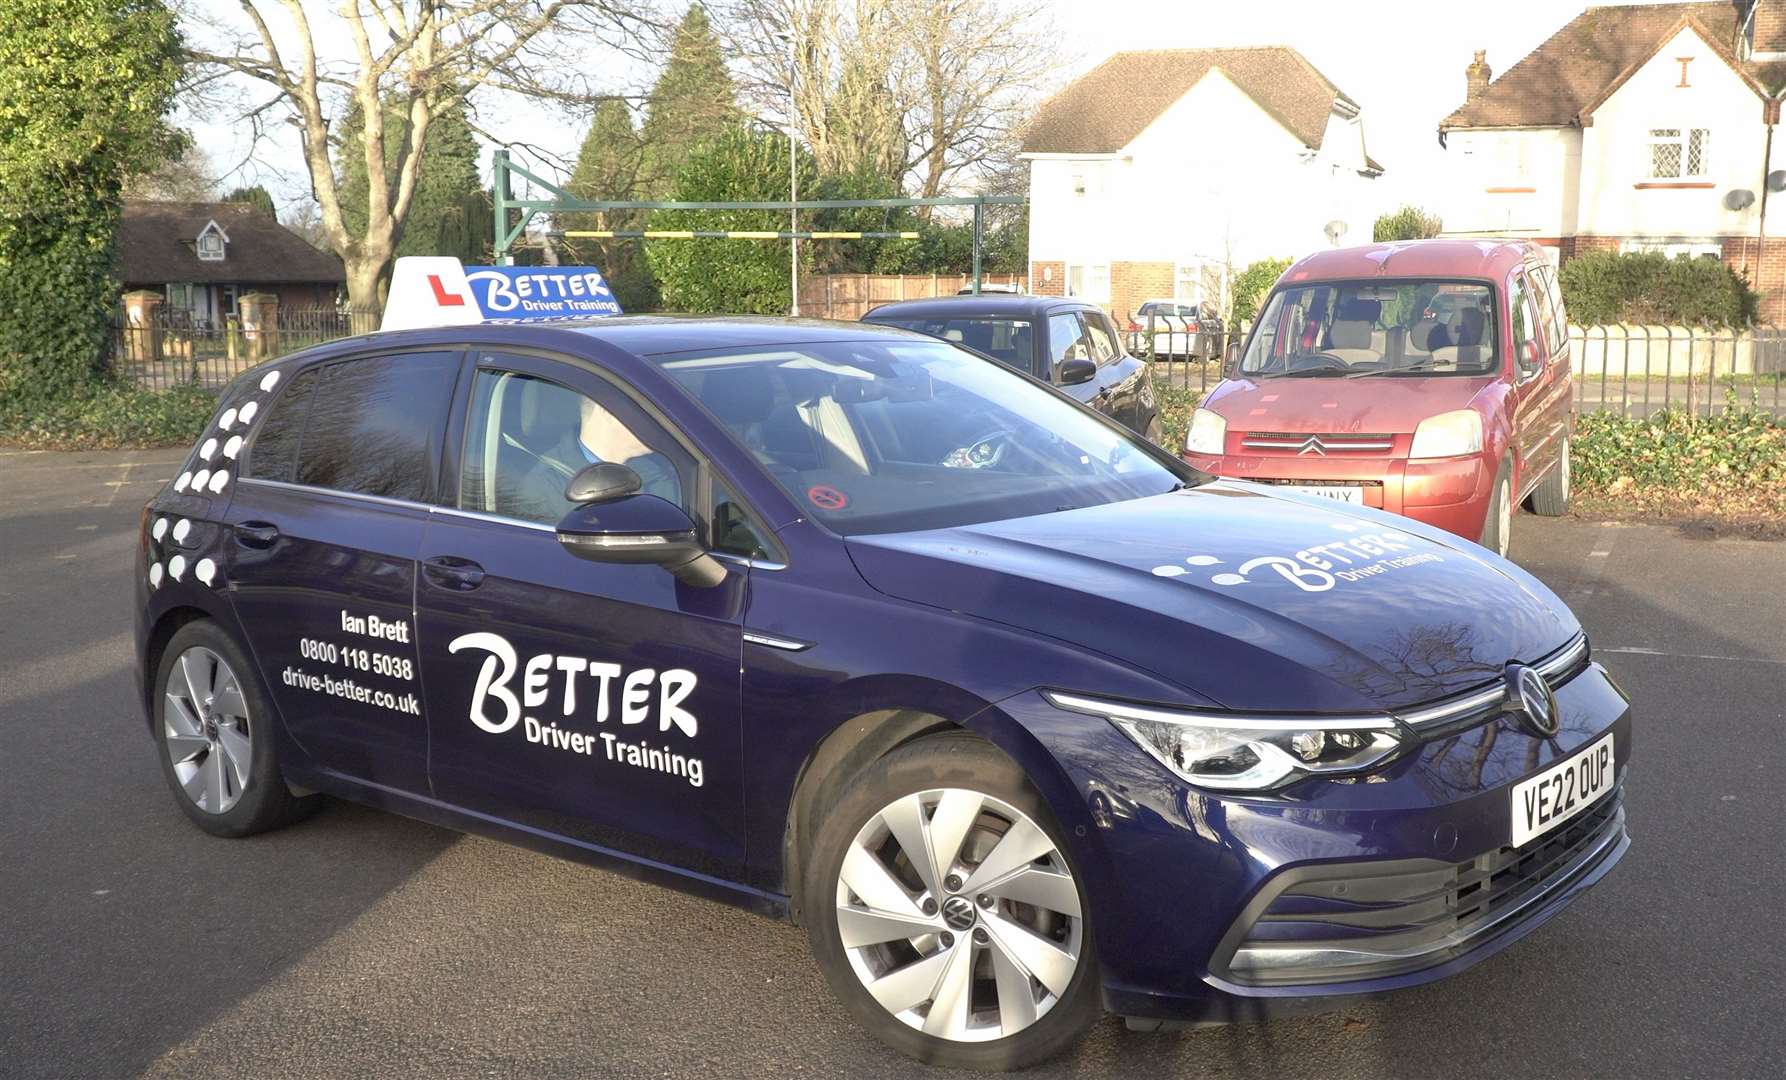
[1510,734,1615,847]
[1280,484,1364,504]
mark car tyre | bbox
[153,619,320,838]
[1480,458,1514,558]
[1529,437,1571,516]
[800,732,1101,1071]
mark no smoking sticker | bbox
[807,484,849,511]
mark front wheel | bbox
[801,734,1100,1070]
[1480,459,1514,558]
[153,619,319,837]
[1529,437,1571,516]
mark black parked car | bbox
[863,296,1160,443]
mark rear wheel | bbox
[153,620,318,837]
[1480,459,1514,558]
[1529,437,1571,516]
[801,734,1100,1070]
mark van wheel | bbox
[1529,438,1571,516]
[153,620,319,838]
[1480,459,1513,558]
[801,734,1100,1070]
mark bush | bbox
[1229,257,1292,325]
[1558,251,1757,327]
[0,380,214,450]
[1571,406,1786,532]
[1373,206,1442,242]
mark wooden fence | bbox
[798,273,1028,320]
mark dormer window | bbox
[195,220,228,262]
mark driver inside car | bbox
[514,391,681,523]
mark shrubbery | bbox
[1229,257,1292,325]
[1558,251,1758,327]
[0,380,214,449]
[1372,206,1442,242]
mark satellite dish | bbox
[1725,188,1756,211]
[1324,219,1349,245]
[1769,170,1786,193]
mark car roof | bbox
[1281,239,1540,286]
[862,295,1096,320]
[285,314,935,366]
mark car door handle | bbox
[234,521,280,549]
[423,555,486,590]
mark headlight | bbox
[1184,408,1227,455]
[1409,409,1483,459]
[1045,691,1402,791]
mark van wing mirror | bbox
[1222,342,1242,379]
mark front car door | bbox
[1077,307,1152,434]
[1506,270,1564,498]
[226,349,462,795]
[414,349,749,878]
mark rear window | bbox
[244,367,319,483]
[867,317,1035,375]
[1242,280,1499,378]
[291,352,460,502]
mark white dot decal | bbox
[171,518,191,543]
[151,517,168,541]
[168,555,187,581]
[148,563,164,588]
[193,469,212,491]
[219,407,238,430]
[174,472,191,493]
[199,437,218,461]
[1211,573,1247,586]
[239,401,259,424]
[208,470,229,493]
[259,370,281,392]
[224,435,244,459]
[1151,565,1188,577]
[195,558,217,586]
[1185,555,1221,566]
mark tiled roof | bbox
[1441,3,1782,130]
[1021,46,1358,155]
[118,201,345,285]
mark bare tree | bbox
[185,2,656,309]
[716,0,1058,198]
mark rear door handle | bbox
[423,555,486,591]
[234,521,280,549]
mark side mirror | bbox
[565,461,642,504]
[1221,342,1242,379]
[555,493,726,588]
[1519,339,1542,376]
[1059,356,1097,385]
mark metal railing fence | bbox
[113,308,379,391]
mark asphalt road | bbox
[3,447,1784,1079]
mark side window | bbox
[1535,265,1569,353]
[1510,275,1541,376]
[710,479,768,559]
[459,366,693,526]
[1083,312,1121,364]
[294,352,460,502]
[1047,313,1091,374]
[244,366,319,483]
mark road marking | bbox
[1570,531,1621,600]
[1599,646,1786,667]
[75,524,98,532]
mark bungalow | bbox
[118,201,346,324]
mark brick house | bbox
[1020,47,1383,325]
[1436,1,1786,320]
[118,201,346,324]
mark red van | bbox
[1182,240,1573,556]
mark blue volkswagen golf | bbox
[135,316,1630,1070]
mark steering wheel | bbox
[1294,352,1353,371]
[941,430,1014,469]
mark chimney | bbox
[1466,50,1492,102]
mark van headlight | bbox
[1184,408,1227,455]
[1409,409,1483,459]
[1045,691,1402,791]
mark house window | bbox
[1619,239,1722,260]
[166,283,192,309]
[1648,128,1709,179]
[1174,263,1203,308]
[1066,263,1110,303]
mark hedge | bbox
[1558,251,1758,327]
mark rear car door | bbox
[1507,271,1562,495]
[226,349,462,794]
[414,350,748,878]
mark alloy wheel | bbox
[835,788,1083,1043]
[163,646,253,814]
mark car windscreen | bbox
[863,316,1035,375]
[650,339,1184,536]
[1241,280,1499,378]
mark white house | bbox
[1436,1,1786,320]
[1021,47,1382,324]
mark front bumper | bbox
[1006,660,1633,1023]
[1181,449,1493,542]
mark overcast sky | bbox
[182,0,1690,218]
